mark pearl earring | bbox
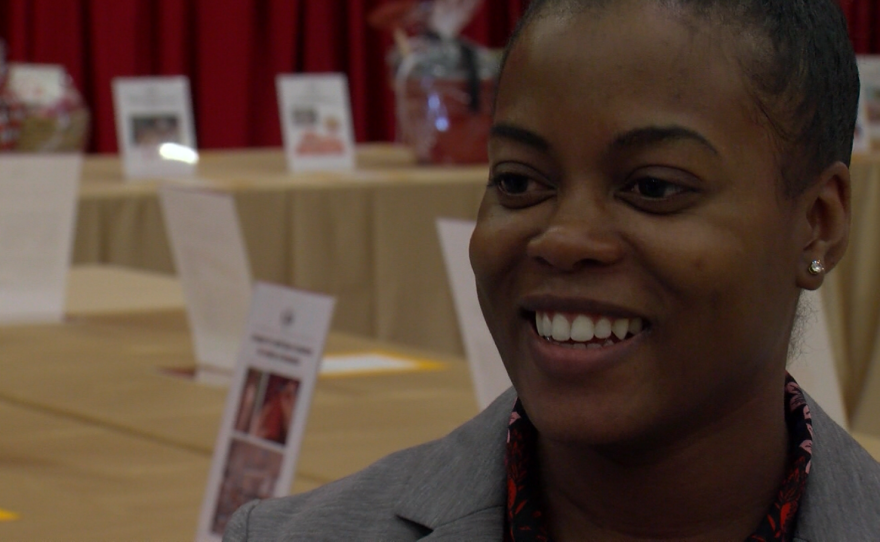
[808,260,825,276]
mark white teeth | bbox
[536,312,646,344]
[551,313,571,341]
[594,317,612,339]
[603,339,614,347]
[629,317,643,335]
[612,318,629,340]
[587,343,602,349]
[570,315,594,342]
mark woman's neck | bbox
[538,386,789,542]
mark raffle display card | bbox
[197,282,335,542]
[0,154,82,323]
[112,76,198,180]
[159,186,252,376]
[436,218,511,410]
[856,56,880,152]
[276,73,356,172]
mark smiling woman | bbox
[222,1,880,541]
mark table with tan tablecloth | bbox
[0,266,478,540]
[74,145,487,360]
[71,147,880,431]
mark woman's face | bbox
[470,3,810,446]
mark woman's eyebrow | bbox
[610,126,719,155]
[489,123,718,156]
[489,123,550,152]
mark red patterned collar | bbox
[504,374,813,542]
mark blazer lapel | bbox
[793,394,880,540]
[416,508,505,541]
[393,388,517,540]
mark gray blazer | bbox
[224,388,880,541]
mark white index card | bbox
[113,76,198,180]
[436,218,511,410]
[198,282,335,542]
[159,186,252,375]
[0,154,82,323]
[277,73,356,173]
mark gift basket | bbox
[0,41,90,153]
[370,0,499,164]
[7,62,90,152]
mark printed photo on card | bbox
[209,370,301,534]
[197,282,335,542]
[210,436,284,534]
[233,370,300,444]
[112,76,198,180]
[277,73,356,172]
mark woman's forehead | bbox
[493,2,781,185]
[499,5,754,124]
[509,2,734,70]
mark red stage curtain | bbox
[0,0,526,153]
[0,0,869,153]
[841,0,880,53]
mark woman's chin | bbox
[515,377,665,450]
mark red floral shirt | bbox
[504,374,813,541]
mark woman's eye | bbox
[493,173,535,195]
[618,172,699,214]
[627,177,686,199]
[488,171,553,208]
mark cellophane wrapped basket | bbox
[0,39,90,154]
[372,0,499,164]
[7,63,90,152]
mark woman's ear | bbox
[796,161,851,290]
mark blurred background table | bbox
[0,266,478,540]
[74,145,486,360]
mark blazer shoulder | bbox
[796,397,880,541]
[223,388,516,541]
[222,444,429,541]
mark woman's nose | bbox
[526,204,625,272]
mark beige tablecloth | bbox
[825,154,880,433]
[71,147,880,431]
[0,267,478,540]
[74,146,486,358]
